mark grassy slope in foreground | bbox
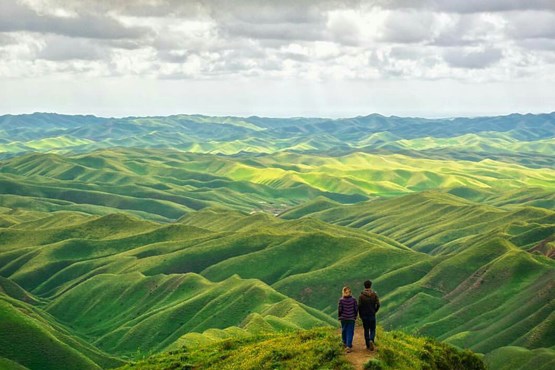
[118,327,485,370]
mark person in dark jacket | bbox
[338,286,358,352]
[358,280,380,351]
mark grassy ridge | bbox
[1,113,553,164]
[1,112,554,370]
[281,190,555,255]
[0,292,123,370]
[119,328,352,370]
[222,152,555,194]
[118,327,485,370]
[1,149,553,223]
[46,272,336,356]
[1,210,409,295]
[447,186,555,210]
[1,268,335,366]
[0,150,371,219]
[365,327,485,370]
[484,346,555,370]
[0,190,553,365]
[277,192,554,352]
[0,357,29,370]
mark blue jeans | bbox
[361,317,376,347]
[341,320,355,348]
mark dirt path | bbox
[337,325,375,370]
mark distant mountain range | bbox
[1,112,554,166]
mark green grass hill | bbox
[0,292,122,370]
[1,149,553,222]
[0,112,553,369]
[117,327,485,370]
[484,346,555,370]
[0,191,553,368]
[46,272,335,356]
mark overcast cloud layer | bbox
[1,0,554,117]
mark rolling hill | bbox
[1,193,553,368]
[0,112,553,369]
[0,148,553,223]
[118,327,485,370]
[1,113,554,167]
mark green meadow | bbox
[0,113,553,369]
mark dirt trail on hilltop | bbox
[337,325,375,369]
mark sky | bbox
[1,0,554,118]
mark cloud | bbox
[375,0,555,13]
[0,0,553,83]
[380,10,439,43]
[0,33,17,46]
[213,2,330,43]
[389,46,428,60]
[436,0,555,13]
[220,21,325,42]
[443,47,504,69]
[429,13,504,47]
[517,38,555,51]
[326,9,364,45]
[36,36,109,61]
[0,0,553,117]
[0,0,150,39]
[505,11,555,39]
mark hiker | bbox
[358,280,380,351]
[338,286,358,352]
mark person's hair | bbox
[364,280,372,289]
[342,286,352,297]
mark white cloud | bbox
[0,0,553,116]
[443,47,504,69]
[505,11,555,39]
[435,0,555,13]
[374,0,555,13]
[326,9,364,45]
[0,1,150,39]
[36,36,110,61]
[380,10,439,43]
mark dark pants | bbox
[361,317,376,348]
[341,320,355,348]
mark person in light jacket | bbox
[338,286,358,352]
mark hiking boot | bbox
[369,341,376,351]
[345,347,352,353]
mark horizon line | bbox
[2,110,555,121]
